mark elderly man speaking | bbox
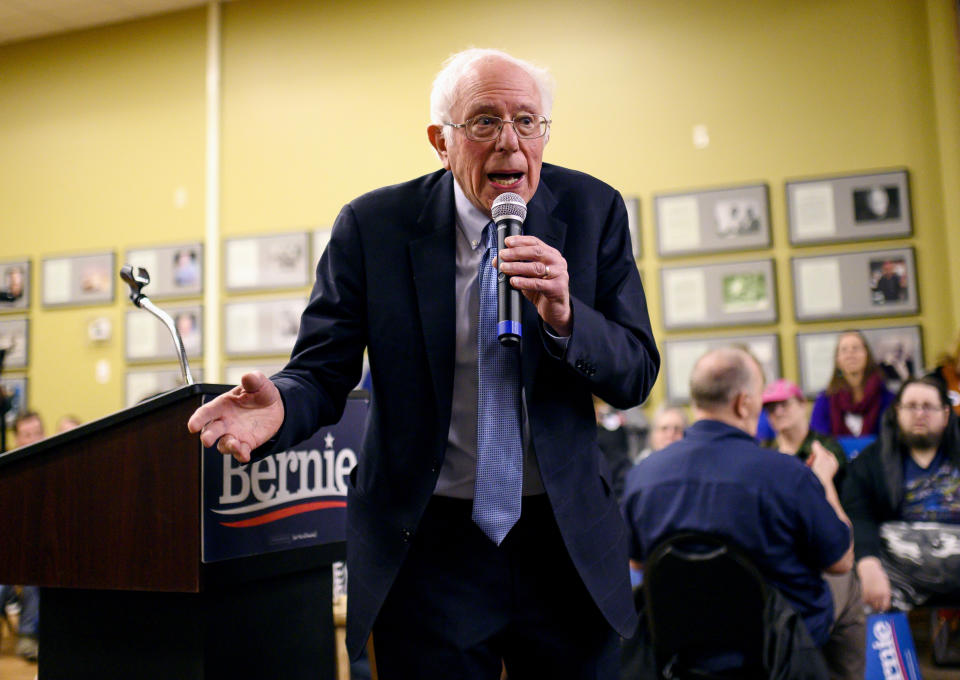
[188,49,658,678]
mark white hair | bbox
[429,48,555,134]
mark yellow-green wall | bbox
[1,0,958,435]
[0,8,207,432]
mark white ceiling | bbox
[0,0,209,46]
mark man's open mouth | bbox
[489,172,523,187]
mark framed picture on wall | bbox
[223,362,288,386]
[660,258,778,330]
[663,334,781,403]
[225,232,311,292]
[0,318,28,369]
[1,376,27,427]
[0,260,30,311]
[654,183,770,257]
[313,227,332,273]
[786,169,911,245]
[125,367,202,408]
[791,247,918,321]
[224,296,307,357]
[42,252,115,307]
[795,325,924,397]
[124,243,203,299]
[126,304,203,361]
[625,196,641,258]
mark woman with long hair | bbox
[810,330,895,437]
[927,330,960,416]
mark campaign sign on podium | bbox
[202,395,367,563]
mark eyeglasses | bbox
[897,403,945,414]
[444,113,550,142]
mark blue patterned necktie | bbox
[472,222,523,545]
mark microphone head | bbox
[491,192,527,224]
[119,264,151,306]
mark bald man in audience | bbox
[622,347,864,679]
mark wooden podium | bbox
[0,384,349,680]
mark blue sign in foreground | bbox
[202,396,368,563]
[865,612,922,680]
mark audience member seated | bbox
[595,397,634,502]
[635,404,687,463]
[56,414,82,433]
[760,378,847,489]
[0,585,37,661]
[811,330,894,439]
[12,409,43,449]
[927,330,960,416]
[622,347,864,679]
[841,376,960,612]
[1,411,45,661]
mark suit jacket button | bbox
[401,529,413,543]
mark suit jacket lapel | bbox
[409,172,457,418]
[406,173,567,417]
[520,180,567,399]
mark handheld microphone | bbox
[491,192,527,347]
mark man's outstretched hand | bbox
[187,371,284,463]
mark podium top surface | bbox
[0,383,232,469]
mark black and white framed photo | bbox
[126,304,203,361]
[792,247,918,321]
[42,252,115,307]
[125,368,201,408]
[0,318,28,369]
[654,184,770,257]
[663,334,781,403]
[125,243,203,299]
[1,376,27,427]
[625,196,641,258]
[660,258,777,330]
[786,169,911,245]
[796,325,924,397]
[0,260,30,311]
[224,297,307,357]
[225,232,311,292]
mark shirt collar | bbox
[453,178,490,250]
[686,419,757,443]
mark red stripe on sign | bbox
[219,500,347,528]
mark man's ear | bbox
[427,125,451,170]
[733,393,749,421]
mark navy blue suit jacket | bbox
[265,163,659,658]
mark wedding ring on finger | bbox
[541,265,551,279]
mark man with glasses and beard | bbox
[842,376,960,612]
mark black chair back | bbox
[643,532,768,678]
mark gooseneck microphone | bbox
[491,192,527,347]
[119,264,195,386]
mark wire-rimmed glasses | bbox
[444,113,550,142]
